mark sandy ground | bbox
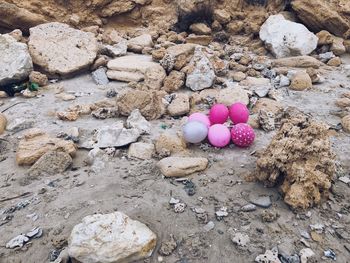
[0,57,350,263]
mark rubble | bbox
[157,157,208,177]
[254,109,336,210]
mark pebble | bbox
[215,207,228,219]
[310,223,324,233]
[91,67,109,85]
[300,248,315,263]
[174,203,186,213]
[6,235,29,248]
[250,196,272,208]
[339,176,350,185]
[203,221,215,232]
[300,230,310,239]
[169,197,180,205]
[240,204,257,212]
[231,232,250,247]
[324,249,336,260]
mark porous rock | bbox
[254,108,336,210]
[28,22,98,75]
[157,157,208,177]
[167,93,190,117]
[28,151,73,176]
[155,133,186,157]
[68,212,156,263]
[128,142,155,160]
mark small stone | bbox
[330,37,346,56]
[190,23,212,35]
[155,133,186,157]
[103,40,127,57]
[255,247,281,263]
[310,231,323,242]
[279,75,290,87]
[29,71,48,86]
[162,70,185,93]
[290,71,312,91]
[157,157,208,177]
[169,198,180,205]
[336,98,350,108]
[159,235,177,256]
[128,34,153,53]
[261,210,279,223]
[231,232,250,247]
[318,52,335,63]
[250,196,272,208]
[128,142,155,160]
[324,249,336,260]
[26,227,43,238]
[91,67,109,85]
[6,235,29,249]
[28,151,73,176]
[203,221,215,232]
[217,85,249,106]
[6,117,34,132]
[339,176,350,185]
[215,207,228,219]
[174,203,186,213]
[213,9,231,24]
[327,57,342,67]
[126,109,151,135]
[299,248,315,263]
[57,111,79,121]
[300,231,311,239]
[231,71,246,82]
[167,93,190,117]
[240,204,257,212]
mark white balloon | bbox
[183,121,208,144]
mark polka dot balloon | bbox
[231,123,255,148]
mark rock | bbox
[316,30,334,46]
[291,0,350,38]
[91,107,118,120]
[6,235,29,249]
[126,109,151,135]
[336,98,350,108]
[327,57,342,67]
[250,196,272,208]
[0,34,33,86]
[57,111,79,121]
[231,71,246,82]
[28,150,72,176]
[128,34,153,53]
[299,248,315,263]
[91,55,108,71]
[290,71,312,91]
[254,109,336,210]
[330,37,346,56]
[80,122,140,149]
[203,221,215,232]
[155,133,186,157]
[160,44,197,72]
[6,118,34,133]
[272,56,323,68]
[167,93,190,117]
[186,35,213,46]
[159,235,177,256]
[91,67,109,85]
[259,110,277,131]
[107,55,166,89]
[341,115,350,133]
[0,113,7,135]
[102,29,124,45]
[231,232,250,247]
[102,41,128,58]
[128,142,155,160]
[174,203,186,213]
[252,98,283,115]
[241,204,257,212]
[186,47,216,91]
[28,22,98,76]
[55,93,76,101]
[29,71,48,86]
[16,129,76,165]
[117,90,166,120]
[255,247,281,263]
[260,14,318,58]
[241,77,270,87]
[190,23,212,35]
[68,212,156,263]
[157,157,208,177]
[215,207,228,219]
[217,86,249,106]
[213,9,231,24]
[318,52,335,63]
[163,70,185,93]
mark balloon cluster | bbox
[183,102,255,148]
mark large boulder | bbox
[292,0,350,38]
[68,212,156,263]
[260,14,318,58]
[28,22,98,76]
[0,34,33,86]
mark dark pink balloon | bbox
[229,102,249,124]
[209,104,229,125]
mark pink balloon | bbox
[209,104,229,125]
[208,124,231,148]
[231,123,255,148]
[229,102,249,124]
[188,113,211,128]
